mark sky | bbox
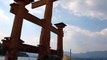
[0,0,107,53]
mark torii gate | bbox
[2,0,66,60]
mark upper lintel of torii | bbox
[14,0,34,4]
[32,0,57,8]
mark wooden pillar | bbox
[38,0,53,60]
[5,2,26,60]
[55,22,66,60]
[4,0,33,60]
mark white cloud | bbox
[0,0,14,4]
[0,32,5,42]
[59,0,107,20]
[23,37,39,46]
[0,31,9,43]
[63,25,107,53]
[0,9,9,20]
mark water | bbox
[0,56,37,60]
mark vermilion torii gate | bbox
[2,0,66,60]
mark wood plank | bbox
[32,0,45,8]
[32,0,57,8]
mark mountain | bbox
[64,51,107,58]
